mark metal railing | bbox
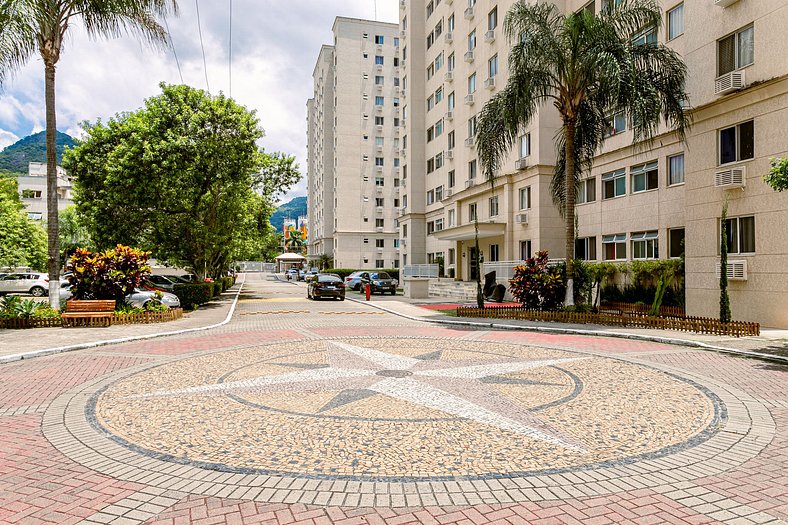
[236,261,275,273]
[402,264,440,278]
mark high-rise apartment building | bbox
[399,0,788,327]
[307,17,402,269]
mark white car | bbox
[0,273,64,297]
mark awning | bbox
[274,252,307,261]
[433,222,506,241]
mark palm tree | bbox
[0,0,177,309]
[476,0,689,306]
[285,228,305,253]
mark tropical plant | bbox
[0,176,47,270]
[476,0,690,306]
[509,251,565,310]
[285,228,305,251]
[720,201,731,323]
[65,245,151,304]
[0,0,177,309]
[764,157,788,192]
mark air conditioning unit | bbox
[465,179,476,189]
[715,70,745,95]
[376,206,384,213]
[484,30,495,43]
[464,51,475,63]
[444,32,453,43]
[464,6,474,19]
[376,64,383,72]
[515,158,528,170]
[445,111,453,121]
[714,166,746,189]
[377,247,384,252]
[376,227,384,232]
[376,83,383,91]
[376,144,383,151]
[444,71,453,82]
[401,240,407,247]
[376,44,383,53]
[716,260,747,281]
[445,189,453,197]
[484,77,495,90]
[445,150,453,159]
[464,94,475,105]
[465,137,475,148]
[400,29,406,37]
[376,124,384,132]
[376,186,383,193]
[714,0,740,6]
[376,166,384,172]
[515,212,529,225]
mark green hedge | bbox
[221,276,234,291]
[324,268,400,282]
[173,283,213,309]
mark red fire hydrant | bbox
[365,283,371,301]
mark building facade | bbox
[17,161,73,220]
[398,0,788,327]
[307,17,403,269]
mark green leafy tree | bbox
[764,157,788,192]
[0,177,47,270]
[720,201,731,323]
[0,0,177,309]
[65,84,299,278]
[476,0,690,307]
[59,205,91,260]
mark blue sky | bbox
[0,0,398,201]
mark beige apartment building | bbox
[398,0,788,327]
[307,17,403,270]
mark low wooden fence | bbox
[0,308,184,329]
[456,306,760,337]
[600,302,686,318]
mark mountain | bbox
[270,196,307,232]
[0,131,76,174]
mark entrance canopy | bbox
[275,252,307,261]
[434,222,506,242]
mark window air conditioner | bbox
[714,166,746,189]
[716,260,747,280]
[515,212,529,225]
[715,70,745,95]
[515,158,528,170]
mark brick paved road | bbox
[0,273,785,525]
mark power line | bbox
[195,0,210,93]
[229,0,233,98]
[163,17,184,84]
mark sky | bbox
[0,0,399,202]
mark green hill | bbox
[0,131,76,174]
[270,196,307,232]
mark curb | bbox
[0,275,246,365]
[346,296,788,365]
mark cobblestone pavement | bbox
[1,273,786,525]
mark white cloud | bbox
[0,129,20,151]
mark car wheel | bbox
[391,290,396,295]
[30,286,46,297]
[339,296,345,301]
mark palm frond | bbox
[0,0,36,87]
[75,0,177,47]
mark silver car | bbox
[125,289,181,309]
[0,273,52,297]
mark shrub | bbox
[509,251,566,310]
[213,282,222,296]
[172,283,213,309]
[66,245,151,304]
[323,268,356,279]
[222,276,234,291]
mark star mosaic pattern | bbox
[135,341,588,450]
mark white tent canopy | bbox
[275,253,307,261]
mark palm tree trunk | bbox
[45,61,61,310]
[563,121,576,307]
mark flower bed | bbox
[0,308,184,329]
[456,306,759,337]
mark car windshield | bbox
[349,271,364,278]
[318,275,342,283]
[372,272,391,280]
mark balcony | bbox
[484,77,495,90]
[464,6,474,19]
[464,51,474,63]
[464,94,475,106]
[484,30,495,43]
[444,32,453,43]
[715,70,745,95]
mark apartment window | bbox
[363,238,370,244]
[375,55,384,65]
[468,160,477,179]
[575,237,597,261]
[435,52,444,71]
[469,203,477,221]
[447,92,455,110]
[27,212,43,220]
[375,35,384,45]
[427,63,435,79]
[375,239,385,249]
[394,239,401,248]
[362,155,370,162]
[448,209,456,227]
[376,260,385,269]
[394,97,400,108]
[668,154,685,185]
[468,73,477,94]
[448,14,455,32]
[631,161,658,193]
[427,95,435,111]
[489,244,500,262]
[427,221,435,234]
[669,228,685,258]
[403,224,407,237]
[394,77,400,86]
[394,37,400,47]
[520,240,532,261]
[375,197,384,206]
[448,53,455,72]
[426,1,434,18]
[427,158,435,173]
[376,218,385,228]
[632,231,659,259]
[448,170,455,188]
[489,196,499,217]
[724,216,755,254]
[375,157,384,166]
[448,130,455,150]
[435,218,444,231]
[375,75,384,85]
[468,115,477,137]
[435,151,444,168]
[375,136,384,146]
[434,20,443,38]
[720,120,754,165]
[518,186,531,210]
[448,248,455,264]
[633,26,657,46]
[603,234,627,260]
[363,53,369,60]
[603,169,626,199]
[375,177,385,186]
[427,189,435,205]
[488,55,498,78]
[576,178,596,204]
[604,111,626,137]
[435,87,443,103]
[435,120,444,137]
[394,57,400,67]
[519,133,530,158]
[488,7,498,30]
[21,189,42,198]
[667,3,684,40]
[601,0,622,12]
[468,30,476,51]
[718,26,754,76]
[375,116,385,125]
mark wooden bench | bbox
[61,300,116,327]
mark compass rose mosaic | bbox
[93,338,720,480]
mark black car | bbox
[307,274,346,300]
[362,271,397,295]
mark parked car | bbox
[285,268,299,281]
[344,270,369,291]
[361,271,397,295]
[145,275,179,291]
[125,289,181,309]
[0,273,53,297]
[176,274,199,283]
[304,270,319,282]
[298,269,306,281]
[307,274,346,301]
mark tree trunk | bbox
[45,61,61,310]
[563,121,577,307]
